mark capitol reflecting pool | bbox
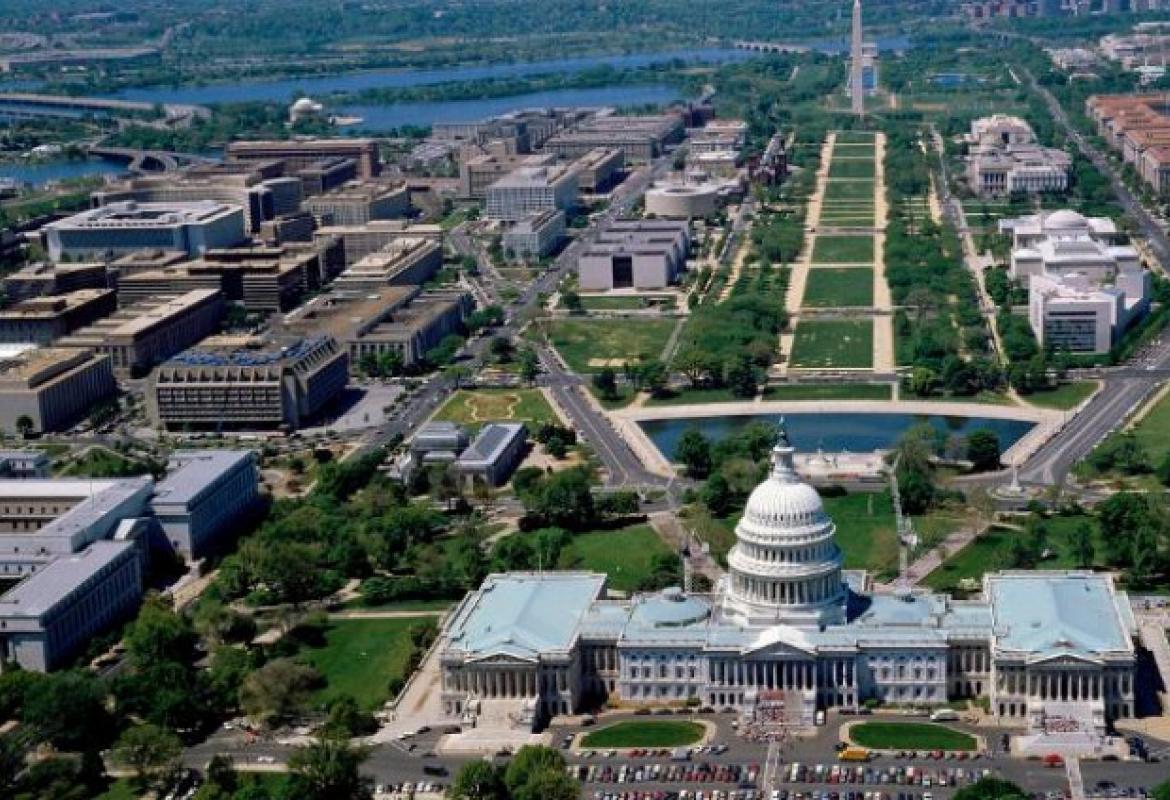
[639,412,1036,460]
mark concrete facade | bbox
[502,210,566,260]
[150,450,259,559]
[303,181,411,225]
[0,289,117,345]
[485,166,578,221]
[578,219,690,290]
[0,348,116,433]
[43,201,247,260]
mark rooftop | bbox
[0,540,135,618]
[458,422,526,467]
[153,450,254,507]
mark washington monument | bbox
[850,0,864,115]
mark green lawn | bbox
[763,383,892,401]
[1119,389,1170,454]
[95,781,139,800]
[298,618,434,711]
[433,388,559,431]
[580,295,675,311]
[580,720,705,748]
[824,491,899,579]
[547,318,677,372]
[824,180,877,203]
[835,131,877,143]
[644,387,747,407]
[829,159,876,180]
[811,236,874,263]
[1025,382,1098,410]
[557,524,673,593]
[848,722,978,751]
[922,515,1104,596]
[57,447,153,478]
[790,320,874,369]
[803,267,874,307]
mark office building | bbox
[502,210,566,261]
[0,450,51,478]
[456,422,527,487]
[543,114,684,162]
[0,540,144,671]
[56,289,225,375]
[346,290,472,368]
[578,219,691,290]
[92,165,303,234]
[109,249,189,277]
[2,262,109,303]
[296,157,360,196]
[313,221,444,266]
[150,450,259,559]
[303,181,411,225]
[0,289,117,345]
[485,165,578,221]
[459,152,557,199]
[225,139,380,179]
[570,148,625,193]
[0,476,153,569]
[439,433,1138,732]
[965,115,1071,197]
[149,335,348,431]
[333,238,443,291]
[1001,210,1150,353]
[0,348,116,433]
[43,201,247,261]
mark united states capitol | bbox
[438,429,1138,734]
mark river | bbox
[639,412,1035,461]
[0,158,126,185]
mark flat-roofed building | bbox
[578,219,691,290]
[965,116,1071,198]
[333,238,443,291]
[459,152,557,199]
[109,249,189,277]
[151,450,259,559]
[0,476,153,569]
[259,211,317,245]
[503,209,566,261]
[2,262,109,302]
[0,348,116,433]
[0,450,51,478]
[226,139,380,179]
[56,288,224,375]
[456,422,527,487]
[0,289,117,345]
[349,290,472,368]
[43,201,247,261]
[303,180,410,224]
[313,221,443,266]
[410,421,469,464]
[296,157,360,196]
[0,540,144,671]
[91,164,302,233]
[570,147,625,192]
[543,113,685,162]
[149,335,348,431]
[486,165,578,221]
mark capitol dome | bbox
[722,422,847,628]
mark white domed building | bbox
[437,425,1138,733]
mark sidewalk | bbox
[873,131,895,373]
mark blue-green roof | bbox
[987,572,1132,660]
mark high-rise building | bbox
[851,0,864,116]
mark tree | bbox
[514,768,580,800]
[450,760,505,800]
[124,594,194,667]
[111,723,182,789]
[14,415,33,438]
[0,734,24,795]
[287,735,373,800]
[592,368,618,401]
[1153,779,1170,800]
[952,777,1028,800]
[966,430,1001,473]
[21,670,111,751]
[675,428,712,479]
[489,335,515,363]
[560,289,582,313]
[674,348,712,388]
[322,694,377,738]
[1072,521,1096,570]
[517,348,540,383]
[702,472,733,516]
[503,745,566,796]
[520,468,594,530]
[725,354,758,399]
[239,659,321,727]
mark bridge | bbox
[733,40,812,54]
[83,145,217,174]
[0,93,208,125]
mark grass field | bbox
[1118,389,1170,455]
[434,388,559,431]
[824,180,876,203]
[829,159,876,180]
[763,383,892,401]
[922,515,1104,596]
[557,524,673,592]
[790,320,874,369]
[848,722,978,751]
[811,236,874,263]
[644,387,745,407]
[835,131,877,143]
[802,267,874,307]
[826,491,900,579]
[1025,382,1098,410]
[547,318,677,372]
[580,720,706,748]
[298,618,431,711]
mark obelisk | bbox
[850,0,864,116]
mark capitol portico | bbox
[437,428,1139,732]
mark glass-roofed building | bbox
[437,429,1138,732]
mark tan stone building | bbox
[0,347,116,433]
